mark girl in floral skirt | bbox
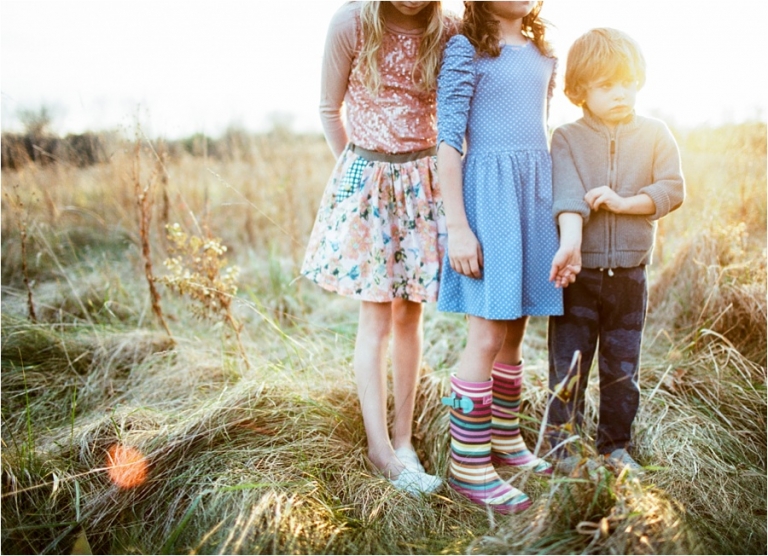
[301,1,457,495]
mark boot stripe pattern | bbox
[446,375,531,513]
[491,362,553,475]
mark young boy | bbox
[547,28,685,473]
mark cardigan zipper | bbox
[607,130,617,273]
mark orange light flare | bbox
[106,444,148,489]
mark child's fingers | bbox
[549,263,558,282]
[452,255,481,279]
[459,258,472,277]
[552,265,567,287]
[559,268,577,286]
[469,257,481,279]
[586,186,611,210]
[552,264,567,283]
[550,263,563,283]
[550,249,565,282]
[450,257,463,275]
[457,255,479,279]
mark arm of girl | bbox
[319,5,357,158]
[438,143,483,279]
[436,35,480,279]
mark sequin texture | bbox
[345,21,437,154]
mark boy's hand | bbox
[585,186,626,213]
[448,226,483,279]
[549,243,582,288]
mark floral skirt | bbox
[301,145,446,302]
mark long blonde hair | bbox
[358,2,446,94]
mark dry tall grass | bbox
[2,123,765,554]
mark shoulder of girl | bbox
[446,34,474,53]
[442,12,462,37]
[327,2,359,43]
[330,2,359,30]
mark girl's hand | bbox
[448,226,484,279]
[549,243,582,288]
[585,186,627,213]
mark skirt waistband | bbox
[349,143,436,163]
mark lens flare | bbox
[106,444,148,489]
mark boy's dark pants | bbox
[547,266,647,455]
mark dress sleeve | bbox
[319,3,358,158]
[437,35,475,155]
[547,57,558,122]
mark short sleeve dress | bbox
[436,35,563,320]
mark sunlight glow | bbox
[1,1,765,137]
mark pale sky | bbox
[2,1,766,138]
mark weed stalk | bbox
[133,132,173,339]
[19,194,38,323]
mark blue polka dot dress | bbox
[436,35,563,320]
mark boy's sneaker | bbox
[603,449,644,475]
[554,455,599,476]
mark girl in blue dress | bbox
[436,2,579,514]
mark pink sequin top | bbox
[319,2,457,157]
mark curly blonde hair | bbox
[564,28,646,107]
[462,1,552,58]
[358,2,446,94]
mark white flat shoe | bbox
[394,447,426,473]
[389,468,442,496]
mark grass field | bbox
[1,122,766,554]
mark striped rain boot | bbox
[490,362,553,476]
[442,375,531,514]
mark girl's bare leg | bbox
[456,316,508,382]
[496,316,529,365]
[354,301,403,477]
[390,299,424,451]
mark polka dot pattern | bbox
[436,35,563,320]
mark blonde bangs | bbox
[564,28,646,106]
[358,2,445,95]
